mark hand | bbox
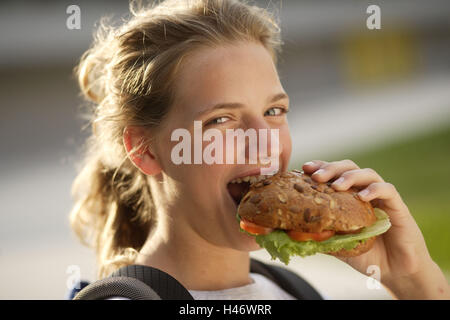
[302,159,450,299]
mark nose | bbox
[243,117,281,173]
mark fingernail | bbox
[304,161,316,166]
[333,177,345,185]
[358,189,370,198]
[312,169,325,175]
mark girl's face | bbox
[153,41,292,251]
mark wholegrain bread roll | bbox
[238,170,376,233]
[237,170,379,257]
[329,236,376,257]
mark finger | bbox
[357,182,408,216]
[330,168,385,191]
[357,182,414,229]
[302,160,327,173]
[310,159,360,183]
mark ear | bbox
[123,126,162,176]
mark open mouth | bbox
[226,174,275,206]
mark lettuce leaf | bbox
[238,208,391,265]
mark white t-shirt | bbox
[188,273,296,300]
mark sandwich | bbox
[234,170,391,264]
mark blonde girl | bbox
[70,0,449,299]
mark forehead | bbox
[171,41,283,116]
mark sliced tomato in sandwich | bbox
[287,230,335,242]
[240,219,273,235]
[240,218,335,241]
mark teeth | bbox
[248,176,257,183]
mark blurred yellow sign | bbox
[340,27,418,86]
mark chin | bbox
[230,228,262,252]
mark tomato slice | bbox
[239,218,335,241]
[240,219,273,235]
[287,230,335,242]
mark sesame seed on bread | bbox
[237,171,377,233]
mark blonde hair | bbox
[70,0,283,279]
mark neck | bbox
[135,216,252,291]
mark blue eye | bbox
[265,107,288,116]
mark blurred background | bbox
[1,0,449,299]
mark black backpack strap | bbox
[111,264,194,300]
[73,276,161,300]
[250,258,323,300]
[74,264,194,300]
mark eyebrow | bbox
[195,92,289,118]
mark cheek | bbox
[279,124,292,162]
[154,126,227,189]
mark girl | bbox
[70,0,449,299]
